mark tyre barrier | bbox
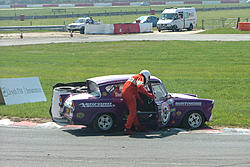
[85,23,152,35]
[238,22,250,31]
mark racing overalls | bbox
[122,73,155,130]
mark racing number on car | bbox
[161,102,171,125]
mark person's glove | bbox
[149,93,155,99]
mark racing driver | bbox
[122,70,155,135]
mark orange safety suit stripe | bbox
[122,74,154,129]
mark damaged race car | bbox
[49,75,214,131]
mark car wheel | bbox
[158,28,161,32]
[172,25,177,32]
[182,111,205,129]
[187,24,193,31]
[80,27,85,34]
[93,114,114,132]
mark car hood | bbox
[169,93,198,99]
[68,23,85,26]
[157,20,173,24]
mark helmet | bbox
[140,70,151,84]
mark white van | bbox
[157,7,197,32]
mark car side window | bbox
[105,84,124,98]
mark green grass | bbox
[0,4,250,29]
[200,27,250,34]
[0,41,250,128]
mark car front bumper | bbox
[157,24,173,30]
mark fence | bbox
[1,6,250,21]
[201,17,249,30]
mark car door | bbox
[151,82,171,126]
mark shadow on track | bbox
[62,124,215,138]
[63,127,184,139]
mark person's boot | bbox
[124,128,135,135]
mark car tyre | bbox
[80,27,85,34]
[172,25,177,32]
[187,24,193,31]
[182,111,205,129]
[158,28,161,32]
[93,114,114,132]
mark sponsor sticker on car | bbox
[79,102,115,108]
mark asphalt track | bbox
[0,126,250,167]
[1,30,250,46]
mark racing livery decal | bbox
[175,102,202,106]
[161,102,171,125]
[79,102,115,108]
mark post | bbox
[222,18,225,28]
[202,19,205,30]
[236,17,240,29]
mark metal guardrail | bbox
[0,25,66,31]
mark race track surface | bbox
[0,126,250,167]
[1,30,250,46]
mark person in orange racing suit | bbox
[122,70,155,135]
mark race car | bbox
[49,75,214,131]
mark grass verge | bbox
[200,27,250,34]
[0,41,249,128]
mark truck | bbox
[157,7,197,32]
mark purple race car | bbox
[50,75,214,131]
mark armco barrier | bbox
[75,3,93,6]
[43,4,59,7]
[139,23,153,33]
[221,0,239,3]
[184,1,202,4]
[0,25,66,31]
[2,1,250,9]
[238,22,250,31]
[85,24,114,34]
[85,23,152,34]
[114,24,140,34]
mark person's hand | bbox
[150,93,155,99]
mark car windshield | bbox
[88,81,101,97]
[74,19,86,23]
[151,82,168,101]
[160,13,175,20]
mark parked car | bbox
[50,75,214,132]
[133,16,159,27]
[67,17,99,34]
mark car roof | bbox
[87,74,161,85]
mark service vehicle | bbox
[157,7,197,32]
[67,17,99,34]
[50,75,214,132]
